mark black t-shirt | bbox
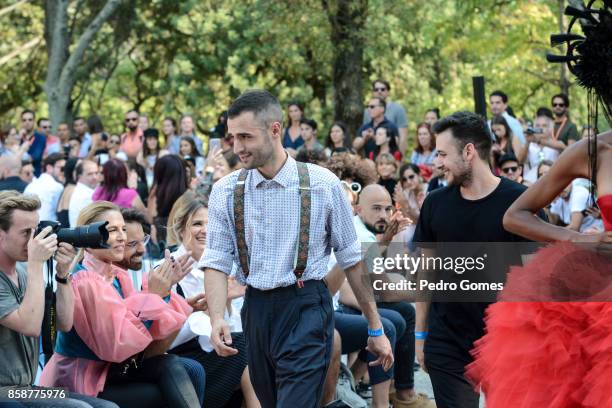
[413,177,529,362]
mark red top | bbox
[597,194,612,231]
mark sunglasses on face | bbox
[552,103,565,107]
[501,166,518,174]
[367,105,381,109]
[401,174,417,182]
[374,87,387,92]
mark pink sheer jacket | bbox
[39,253,192,396]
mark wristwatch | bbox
[55,274,69,285]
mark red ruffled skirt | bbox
[467,242,612,408]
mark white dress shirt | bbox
[171,245,243,351]
[23,173,63,222]
[69,182,95,227]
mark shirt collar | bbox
[353,215,377,243]
[250,152,295,189]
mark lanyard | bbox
[552,117,567,142]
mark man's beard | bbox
[244,137,275,170]
[364,220,387,234]
[448,160,473,187]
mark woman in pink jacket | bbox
[40,201,201,408]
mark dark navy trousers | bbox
[241,280,334,408]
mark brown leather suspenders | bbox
[233,162,311,288]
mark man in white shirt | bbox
[68,160,99,227]
[23,153,65,222]
[489,90,526,145]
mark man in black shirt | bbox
[413,111,529,408]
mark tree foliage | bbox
[0,0,599,138]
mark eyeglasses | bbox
[126,234,150,248]
[367,105,381,109]
[401,174,417,182]
[341,180,362,194]
[552,103,565,107]
[109,139,120,144]
[374,87,387,92]
[501,166,518,174]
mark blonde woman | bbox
[40,201,202,408]
[166,191,260,408]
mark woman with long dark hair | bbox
[467,4,612,406]
[179,136,205,176]
[324,122,353,156]
[490,114,524,169]
[369,124,401,162]
[282,101,305,157]
[138,128,168,187]
[148,155,189,248]
[93,158,146,212]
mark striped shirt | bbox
[200,155,361,290]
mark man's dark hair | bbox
[498,153,519,168]
[299,118,318,131]
[432,111,492,160]
[126,109,139,116]
[43,153,64,169]
[37,118,49,127]
[73,116,85,123]
[228,90,283,128]
[21,109,35,118]
[536,107,554,120]
[296,147,327,165]
[372,79,391,91]
[551,93,570,108]
[489,90,508,103]
[370,96,386,110]
[120,207,151,234]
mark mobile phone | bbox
[208,138,221,153]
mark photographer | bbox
[0,191,117,407]
[39,201,201,408]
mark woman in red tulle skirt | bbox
[467,4,612,406]
[467,137,612,407]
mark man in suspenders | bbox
[201,90,393,407]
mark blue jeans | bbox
[334,309,396,385]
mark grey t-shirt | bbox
[0,265,38,388]
[362,100,408,129]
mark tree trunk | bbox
[323,0,368,139]
[44,0,123,129]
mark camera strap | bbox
[233,162,311,288]
[41,259,57,358]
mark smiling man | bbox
[201,90,393,408]
[413,111,534,408]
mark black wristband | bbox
[55,274,69,285]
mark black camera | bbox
[526,126,544,134]
[36,221,110,249]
